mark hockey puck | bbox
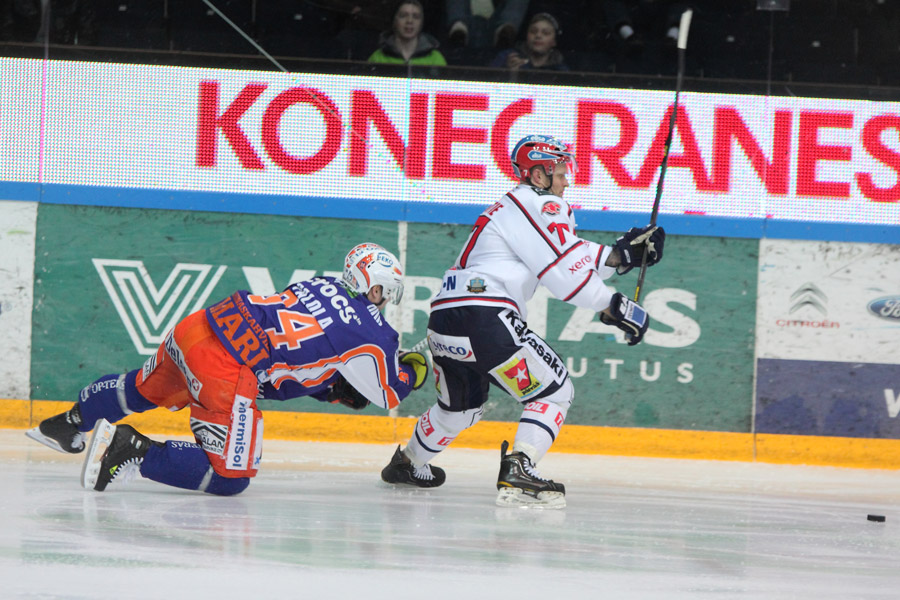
[867,514,886,522]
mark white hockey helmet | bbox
[343,243,404,305]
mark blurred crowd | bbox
[1,0,899,86]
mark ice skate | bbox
[381,445,446,488]
[81,420,156,491]
[25,404,87,454]
[496,440,566,509]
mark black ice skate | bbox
[25,403,87,454]
[81,420,158,491]
[381,445,446,488]
[496,440,566,509]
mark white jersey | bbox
[431,184,617,320]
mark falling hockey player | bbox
[27,243,428,496]
[380,135,665,508]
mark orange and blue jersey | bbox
[205,276,413,410]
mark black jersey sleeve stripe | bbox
[506,192,562,256]
[536,240,585,279]
[563,272,593,301]
[594,245,606,269]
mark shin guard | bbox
[513,379,573,463]
[140,440,249,496]
[404,404,484,467]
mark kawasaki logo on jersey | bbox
[495,357,543,398]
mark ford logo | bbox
[867,296,900,321]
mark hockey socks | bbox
[77,370,157,431]
[404,404,483,466]
[513,398,568,463]
[140,440,249,496]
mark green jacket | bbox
[368,33,447,66]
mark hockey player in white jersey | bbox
[380,134,665,508]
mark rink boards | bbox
[1,201,899,468]
[0,57,899,467]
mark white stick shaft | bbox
[677,9,693,50]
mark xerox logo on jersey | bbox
[496,357,542,398]
[568,254,593,274]
[428,331,476,362]
[541,201,561,215]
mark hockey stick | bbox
[633,9,693,303]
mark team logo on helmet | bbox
[342,243,405,305]
[510,135,577,181]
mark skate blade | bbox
[81,420,116,491]
[25,427,68,454]
[496,487,566,509]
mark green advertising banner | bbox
[32,204,757,432]
[404,222,758,432]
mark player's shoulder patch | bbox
[541,200,562,216]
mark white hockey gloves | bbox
[399,351,429,390]
[600,293,649,346]
[614,225,665,275]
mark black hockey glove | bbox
[599,292,649,346]
[614,225,665,275]
[327,375,370,410]
[399,351,428,390]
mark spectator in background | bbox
[368,0,447,65]
[1,0,95,45]
[488,12,567,71]
[446,0,529,49]
[601,0,693,56]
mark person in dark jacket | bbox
[489,12,567,71]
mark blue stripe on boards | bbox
[2,181,897,243]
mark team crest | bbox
[466,278,487,293]
[541,201,561,215]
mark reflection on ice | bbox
[3,431,899,599]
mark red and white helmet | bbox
[510,134,577,181]
[342,243,404,305]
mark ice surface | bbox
[2,429,898,599]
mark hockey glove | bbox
[599,292,650,346]
[399,351,429,390]
[327,375,370,410]
[614,225,665,275]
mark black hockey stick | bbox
[633,9,693,303]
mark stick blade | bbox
[677,9,693,50]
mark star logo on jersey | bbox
[497,357,542,398]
